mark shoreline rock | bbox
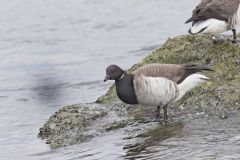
[38,34,240,150]
[38,103,108,148]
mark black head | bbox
[104,65,124,82]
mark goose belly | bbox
[134,76,178,106]
[190,18,228,34]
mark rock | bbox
[212,35,224,44]
[219,111,229,119]
[38,103,108,148]
[39,34,240,149]
[104,121,128,131]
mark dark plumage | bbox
[186,0,240,43]
[132,64,212,84]
[104,64,211,122]
[186,0,239,23]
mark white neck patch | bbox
[118,73,125,80]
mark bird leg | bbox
[232,29,237,43]
[156,106,161,122]
[163,105,168,123]
[136,105,143,116]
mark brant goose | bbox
[186,0,240,43]
[104,64,211,122]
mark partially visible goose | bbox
[104,63,211,122]
[186,0,240,43]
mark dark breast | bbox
[115,75,138,104]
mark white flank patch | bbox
[176,74,209,101]
[190,18,228,34]
[134,75,178,106]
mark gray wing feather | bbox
[133,64,186,83]
[132,63,211,84]
[186,0,239,23]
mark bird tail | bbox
[176,74,210,101]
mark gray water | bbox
[1,0,239,160]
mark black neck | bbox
[115,74,138,104]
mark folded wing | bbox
[185,0,239,23]
[132,63,211,84]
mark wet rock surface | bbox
[38,103,108,148]
[125,110,240,159]
[39,34,240,153]
[38,101,163,148]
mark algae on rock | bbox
[39,34,240,149]
[38,103,108,148]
